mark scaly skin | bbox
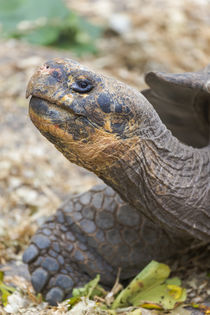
[24,58,210,305]
[24,185,186,305]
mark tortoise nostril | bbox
[39,64,50,72]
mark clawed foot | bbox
[23,186,118,305]
[23,216,91,305]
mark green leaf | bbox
[0,0,102,54]
[0,271,16,306]
[72,274,103,299]
[23,25,60,45]
[18,0,68,21]
[112,261,170,309]
[0,271,4,282]
[112,261,187,311]
[68,275,105,310]
[67,296,82,310]
[0,0,25,33]
[130,279,186,310]
[0,0,68,24]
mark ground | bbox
[0,0,210,313]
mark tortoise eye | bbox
[72,79,93,93]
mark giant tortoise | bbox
[23,58,210,307]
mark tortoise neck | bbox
[99,111,210,242]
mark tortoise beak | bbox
[26,66,44,99]
[26,60,67,99]
[26,77,34,98]
[26,64,47,98]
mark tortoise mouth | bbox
[29,96,99,135]
[29,96,78,118]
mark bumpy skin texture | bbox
[24,59,210,305]
[23,185,186,304]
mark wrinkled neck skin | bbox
[92,100,210,243]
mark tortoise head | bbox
[26,58,150,172]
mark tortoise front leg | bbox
[23,184,187,305]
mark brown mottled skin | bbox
[23,58,210,306]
